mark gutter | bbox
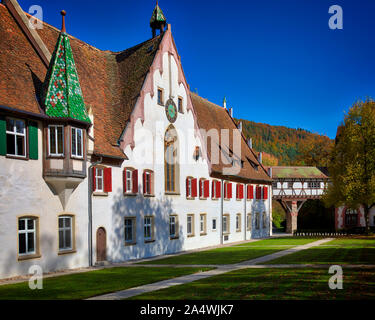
[88,156,102,267]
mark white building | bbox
[0,0,272,279]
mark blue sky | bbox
[17,0,375,138]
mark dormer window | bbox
[71,127,83,158]
[48,125,64,157]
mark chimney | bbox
[247,138,252,149]
[238,121,242,132]
[258,151,262,164]
[229,107,233,118]
[268,167,272,177]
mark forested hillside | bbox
[236,118,333,166]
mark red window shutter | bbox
[148,172,152,195]
[236,184,239,199]
[248,185,254,199]
[239,184,244,199]
[132,169,138,193]
[256,186,261,199]
[104,168,112,193]
[204,180,209,198]
[199,179,203,198]
[143,171,147,194]
[216,181,221,198]
[212,180,215,198]
[123,169,127,193]
[192,178,197,197]
[228,183,232,199]
[263,186,268,200]
[92,167,96,192]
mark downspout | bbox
[88,156,102,267]
[269,185,272,236]
[220,179,224,245]
[243,183,247,241]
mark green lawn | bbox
[129,268,375,300]
[0,267,212,300]
[265,237,375,265]
[138,237,321,265]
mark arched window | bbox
[165,125,179,193]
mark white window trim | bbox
[126,169,133,194]
[6,118,26,158]
[187,214,194,236]
[200,214,206,234]
[170,215,177,238]
[144,216,153,241]
[96,167,104,192]
[58,216,73,251]
[145,171,152,195]
[48,125,64,157]
[212,218,217,231]
[187,177,192,198]
[125,217,136,244]
[18,217,36,256]
[71,127,83,159]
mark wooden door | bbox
[96,227,107,262]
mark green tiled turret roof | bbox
[42,14,90,123]
[150,2,166,26]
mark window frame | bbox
[262,212,267,229]
[71,127,84,159]
[6,117,27,158]
[236,213,241,232]
[200,213,207,235]
[212,218,217,231]
[144,170,153,195]
[255,212,260,230]
[223,214,230,234]
[169,215,179,239]
[58,215,75,253]
[18,216,39,259]
[144,216,154,242]
[95,167,104,193]
[48,124,64,157]
[157,87,164,106]
[187,214,195,237]
[178,96,184,113]
[307,181,320,189]
[247,213,251,231]
[124,217,137,245]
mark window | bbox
[144,216,154,242]
[95,167,104,192]
[187,214,194,236]
[223,214,230,234]
[71,127,83,158]
[236,184,244,200]
[165,126,179,193]
[247,213,251,231]
[345,208,358,227]
[48,125,64,156]
[288,182,293,189]
[186,177,197,198]
[247,185,254,200]
[157,88,164,105]
[236,214,241,232]
[212,180,221,199]
[212,218,217,231]
[255,212,260,229]
[59,216,73,251]
[272,182,278,189]
[143,170,153,195]
[6,118,26,157]
[170,215,178,239]
[308,181,320,189]
[18,217,37,256]
[262,212,267,229]
[224,182,232,200]
[125,217,136,245]
[178,97,183,113]
[123,168,138,194]
[200,214,207,235]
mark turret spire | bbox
[41,10,90,123]
[150,1,166,38]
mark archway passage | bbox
[96,227,107,262]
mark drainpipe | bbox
[243,183,247,241]
[88,156,102,267]
[220,179,224,245]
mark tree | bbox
[294,134,333,167]
[323,100,375,233]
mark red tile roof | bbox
[191,93,272,183]
[0,4,162,159]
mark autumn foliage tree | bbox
[323,100,375,233]
[294,134,333,167]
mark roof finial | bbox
[60,10,66,33]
